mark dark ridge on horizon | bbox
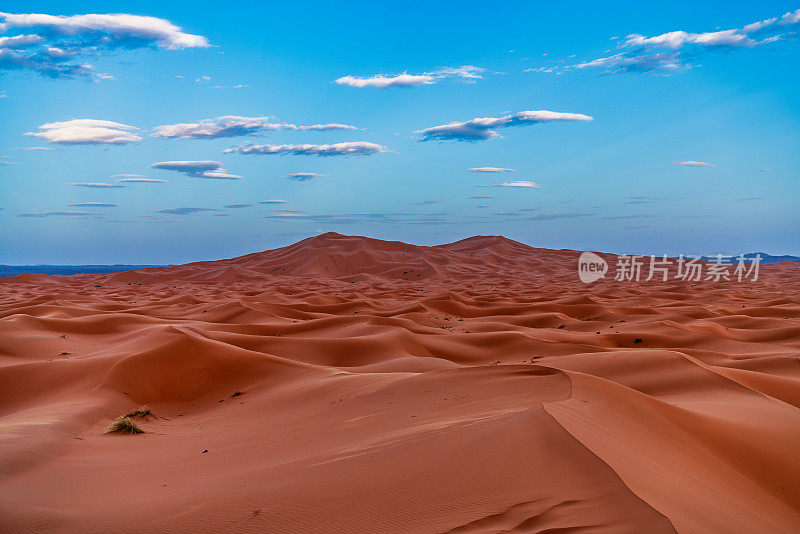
[0,265,170,277]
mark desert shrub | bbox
[105,416,144,434]
[124,405,152,419]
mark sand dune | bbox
[1,232,799,533]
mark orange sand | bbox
[1,233,799,533]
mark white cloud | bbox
[674,161,715,167]
[0,12,208,78]
[116,177,167,183]
[467,167,516,173]
[419,110,592,141]
[70,182,125,188]
[625,30,756,49]
[0,12,209,48]
[477,181,543,188]
[336,73,435,88]
[499,181,543,188]
[0,34,43,47]
[577,8,800,74]
[13,146,56,151]
[25,119,142,144]
[68,202,117,207]
[153,116,358,139]
[200,171,242,179]
[150,160,242,179]
[336,65,485,88]
[259,199,289,204]
[111,173,146,178]
[224,142,386,156]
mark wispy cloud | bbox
[260,211,451,226]
[286,172,325,181]
[411,200,444,205]
[575,52,682,73]
[70,182,125,188]
[259,199,289,204]
[467,167,516,173]
[0,12,208,79]
[224,142,386,156]
[625,196,661,205]
[576,8,800,73]
[525,212,594,221]
[25,119,142,144]
[223,203,251,208]
[68,202,117,207]
[153,116,358,139]
[0,160,20,165]
[335,65,484,88]
[418,110,592,141]
[674,160,715,167]
[477,181,543,188]
[156,207,217,215]
[150,160,242,179]
[18,210,98,217]
[602,214,656,220]
[13,146,57,151]
[116,177,167,183]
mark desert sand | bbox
[0,232,799,533]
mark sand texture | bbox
[1,233,799,533]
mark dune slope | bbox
[1,232,799,533]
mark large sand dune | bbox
[1,232,799,533]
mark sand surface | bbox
[1,233,799,533]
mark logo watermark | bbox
[578,252,608,283]
[577,253,762,284]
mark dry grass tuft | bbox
[124,405,152,419]
[105,416,144,434]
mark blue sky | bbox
[1,1,798,264]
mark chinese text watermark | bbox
[578,252,762,283]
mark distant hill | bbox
[1,239,797,280]
[0,265,167,277]
[696,253,800,264]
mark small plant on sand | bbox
[491,360,501,366]
[124,405,152,419]
[105,416,144,434]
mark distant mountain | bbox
[750,253,800,264]
[1,237,797,280]
[696,253,800,264]
[0,265,167,277]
